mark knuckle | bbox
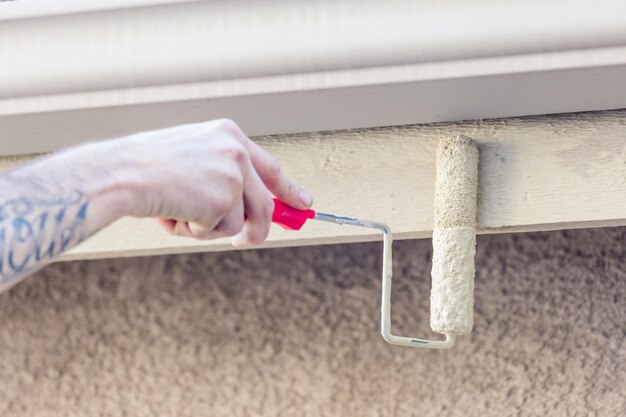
[263,196,275,218]
[247,218,271,246]
[215,118,241,135]
[230,144,249,164]
[220,218,244,237]
[211,195,235,218]
[218,142,249,166]
[222,170,245,195]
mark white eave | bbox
[2,0,626,155]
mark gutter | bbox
[2,0,626,155]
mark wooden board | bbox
[1,110,625,261]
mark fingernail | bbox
[299,189,313,206]
[231,232,251,248]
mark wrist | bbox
[52,140,140,221]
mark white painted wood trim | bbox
[1,110,625,261]
[0,0,202,20]
[3,0,626,155]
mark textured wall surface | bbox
[0,228,624,416]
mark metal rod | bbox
[313,212,455,349]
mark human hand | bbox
[108,119,313,247]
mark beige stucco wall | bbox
[0,227,624,416]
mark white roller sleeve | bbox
[430,135,478,335]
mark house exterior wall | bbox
[0,227,624,416]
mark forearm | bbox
[0,141,131,292]
[0,119,313,293]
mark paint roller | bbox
[272,135,479,349]
[430,135,478,342]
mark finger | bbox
[231,167,274,248]
[156,199,245,241]
[189,197,244,240]
[248,142,312,209]
[156,217,196,237]
[223,122,312,209]
[156,217,177,234]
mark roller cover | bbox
[430,135,479,335]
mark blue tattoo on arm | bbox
[0,191,89,282]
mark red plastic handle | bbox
[272,198,315,231]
